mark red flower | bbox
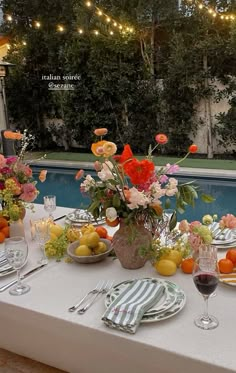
[155,133,168,145]
[113,144,133,164]
[188,144,198,153]
[124,158,155,185]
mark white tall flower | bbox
[106,207,118,222]
[80,175,96,192]
[127,187,150,210]
[98,161,114,181]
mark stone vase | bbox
[111,219,152,269]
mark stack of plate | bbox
[210,222,236,249]
[105,278,186,323]
[65,209,105,226]
[0,251,15,277]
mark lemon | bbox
[154,259,177,276]
[50,224,63,237]
[80,224,96,235]
[67,228,81,242]
[93,241,107,255]
[80,232,100,249]
[161,250,183,266]
[74,245,92,256]
[50,232,58,241]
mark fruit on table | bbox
[0,217,10,242]
[154,259,177,276]
[93,241,107,255]
[66,227,81,242]
[49,224,64,237]
[161,249,183,267]
[95,226,108,238]
[181,257,194,274]
[80,224,95,235]
[218,258,234,274]
[80,232,100,249]
[226,249,236,265]
[75,245,92,256]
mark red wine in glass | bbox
[193,273,218,296]
[192,256,219,330]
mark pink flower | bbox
[159,175,168,184]
[155,133,168,145]
[0,154,6,168]
[179,219,189,233]
[188,232,203,252]
[5,156,17,165]
[189,221,201,233]
[219,214,236,229]
[20,183,38,202]
[94,161,102,172]
[166,164,180,174]
[39,170,47,182]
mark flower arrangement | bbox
[76,128,212,228]
[0,130,47,221]
[178,219,213,254]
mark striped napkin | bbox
[102,279,165,334]
[210,222,233,241]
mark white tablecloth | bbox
[0,204,235,373]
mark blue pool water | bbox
[33,166,236,222]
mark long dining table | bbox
[0,204,235,373]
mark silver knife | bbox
[0,263,47,293]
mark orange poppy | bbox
[4,131,23,140]
[39,170,47,182]
[94,128,108,136]
[91,140,107,157]
[75,169,84,180]
[188,144,198,153]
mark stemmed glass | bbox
[4,236,30,296]
[43,195,56,221]
[192,248,219,330]
[34,218,50,265]
[162,209,176,246]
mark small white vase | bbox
[9,219,25,238]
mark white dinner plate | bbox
[219,278,236,287]
[105,278,186,323]
[65,209,105,226]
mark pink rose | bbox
[189,221,201,233]
[179,219,189,233]
[20,183,38,202]
[0,154,6,168]
[219,214,236,229]
[188,233,202,252]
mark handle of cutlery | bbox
[0,278,17,292]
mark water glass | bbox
[43,195,56,221]
[34,218,50,265]
[5,236,30,296]
[192,252,219,330]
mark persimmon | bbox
[95,226,108,238]
[226,249,236,265]
[0,217,8,229]
[1,226,9,238]
[105,218,120,227]
[181,257,194,274]
[218,258,234,274]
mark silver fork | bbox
[68,281,105,312]
[77,280,114,315]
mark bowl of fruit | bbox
[67,232,112,263]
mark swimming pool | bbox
[33,166,236,222]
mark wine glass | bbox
[162,209,176,246]
[192,250,219,330]
[34,218,50,265]
[43,195,56,221]
[4,236,30,296]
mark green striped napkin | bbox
[102,279,165,334]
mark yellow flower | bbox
[103,141,117,157]
[91,140,107,157]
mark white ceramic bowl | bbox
[67,238,112,264]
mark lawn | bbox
[27,151,236,170]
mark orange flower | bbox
[155,133,168,145]
[75,169,84,180]
[124,158,155,185]
[91,140,107,157]
[39,170,47,182]
[4,131,23,140]
[103,141,117,157]
[94,128,108,136]
[188,144,198,153]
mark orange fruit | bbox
[0,217,8,229]
[181,257,194,274]
[226,249,236,265]
[0,231,5,243]
[95,226,108,238]
[218,258,234,274]
[105,218,120,227]
[1,226,9,238]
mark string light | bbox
[78,28,83,34]
[6,15,12,22]
[35,21,41,28]
[189,0,236,22]
[22,41,27,46]
[57,25,64,32]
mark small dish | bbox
[67,238,112,264]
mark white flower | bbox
[165,177,178,197]
[127,187,150,210]
[106,207,118,222]
[80,175,96,192]
[98,161,114,181]
[149,181,166,202]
